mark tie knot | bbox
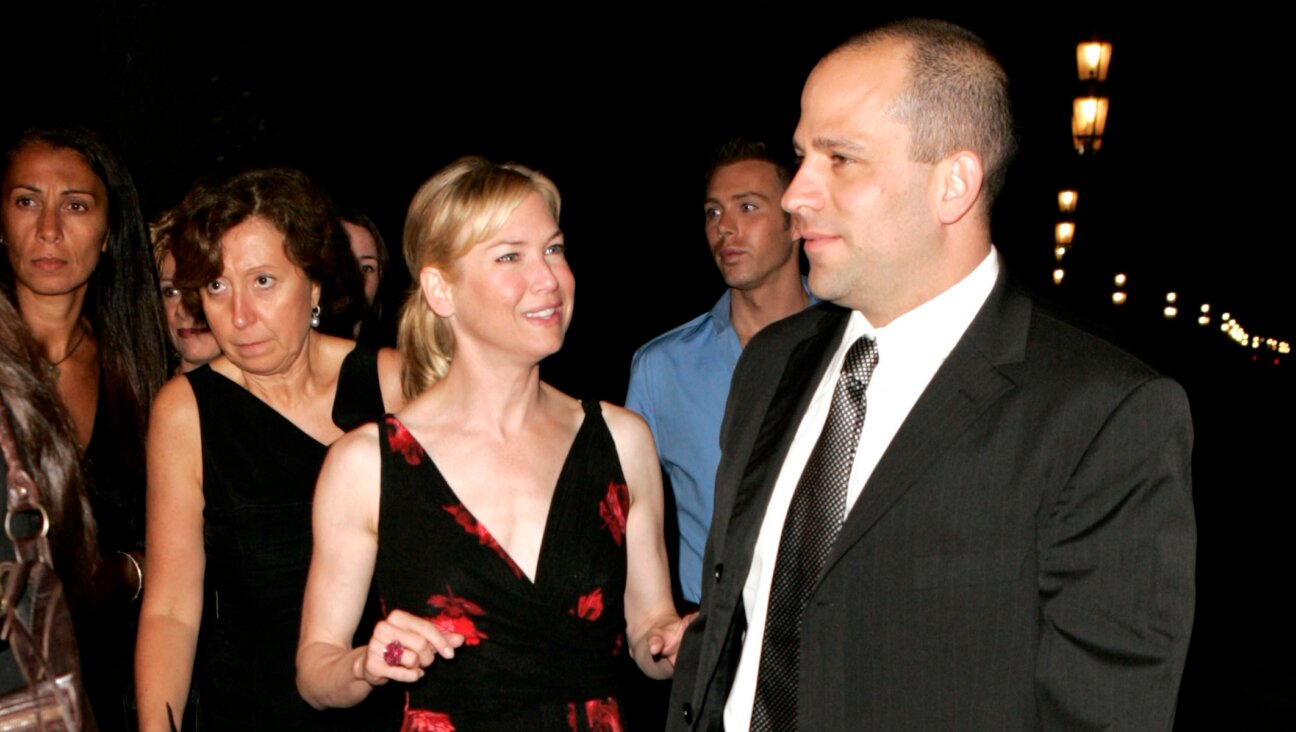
[842,336,879,388]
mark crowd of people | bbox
[0,17,1195,732]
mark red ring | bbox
[383,640,403,666]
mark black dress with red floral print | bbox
[376,400,629,732]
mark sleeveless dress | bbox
[376,400,629,732]
[186,345,400,730]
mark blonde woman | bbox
[298,157,688,730]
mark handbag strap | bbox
[0,395,53,566]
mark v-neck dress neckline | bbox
[374,399,634,731]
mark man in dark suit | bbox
[666,19,1196,731]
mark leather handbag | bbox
[0,394,88,731]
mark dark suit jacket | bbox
[666,274,1196,731]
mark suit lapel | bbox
[722,310,846,568]
[820,276,1031,577]
[692,308,846,711]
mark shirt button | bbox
[714,563,724,582]
[682,702,694,724]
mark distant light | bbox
[1222,312,1231,320]
[1072,97,1109,154]
[1058,190,1078,212]
[1055,246,1068,261]
[1198,315,1210,326]
[1077,41,1113,82]
[1166,292,1177,303]
[1055,222,1075,245]
[1112,291,1127,305]
[1114,273,1127,286]
[1164,306,1178,319]
[1220,323,1229,332]
[1253,337,1261,348]
[1201,303,1211,314]
[1053,268,1066,285]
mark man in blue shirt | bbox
[626,139,815,605]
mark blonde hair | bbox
[398,156,561,398]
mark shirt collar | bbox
[711,277,819,336]
[844,246,1000,363]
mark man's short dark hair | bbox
[839,18,1018,203]
[704,137,793,194]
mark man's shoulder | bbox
[745,301,849,356]
[1024,300,1162,387]
[634,310,721,359]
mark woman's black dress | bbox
[376,400,629,732]
[186,345,399,730]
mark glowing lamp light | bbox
[1112,291,1127,305]
[1058,190,1078,212]
[1198,315,1210,326]
[1201,304,1211,314]
[1053,268,1065,285]
[1222,312,1232,320]
[1220,323,1230,332]
[1077,41,1113,82]
[1073,97,1109,154]
[1114,273,1127,286]
[1054,246,1068,262]
[1055,222,1075,245]
[1164,306,1178,319]
[1166,292,1177,303]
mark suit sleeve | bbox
[1035,376,1196,730]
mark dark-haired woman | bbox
[1,126,168,730]
[135,167,402,730]
[341,207,396,348]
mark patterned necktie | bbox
[751,335,879,732]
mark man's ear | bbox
[419,266,455,318]
[934,150,984,225]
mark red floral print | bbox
[598,480,630,546]
[583,697,623,732]
[566,702,579,731]
[569,588,604,621]
[387,418,425,466]
[426,587,489,646]
[442,503,525,579]
[402,709,455,732]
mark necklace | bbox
[46,324,87,377]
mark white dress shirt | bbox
[724,248,1001,730]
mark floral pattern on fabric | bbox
[426,587,488,646]
[402,709,455,732]
[569,588,604,621]
[583,697,623,732]
[442,503,525,579]
[386,417,425,466]
[598,480,629,546]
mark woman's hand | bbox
[643,611,697,668]
[357,610,465,685]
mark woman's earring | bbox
[310,305,322,329]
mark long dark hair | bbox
[1,127,168,477]
[340,206,394,347]
[0,295,99,604]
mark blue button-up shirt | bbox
[626,284,815,602]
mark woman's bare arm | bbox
[296,424,462,709]
[603,402,691,680]
[135,377,205,731]
[376,348,405,413]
